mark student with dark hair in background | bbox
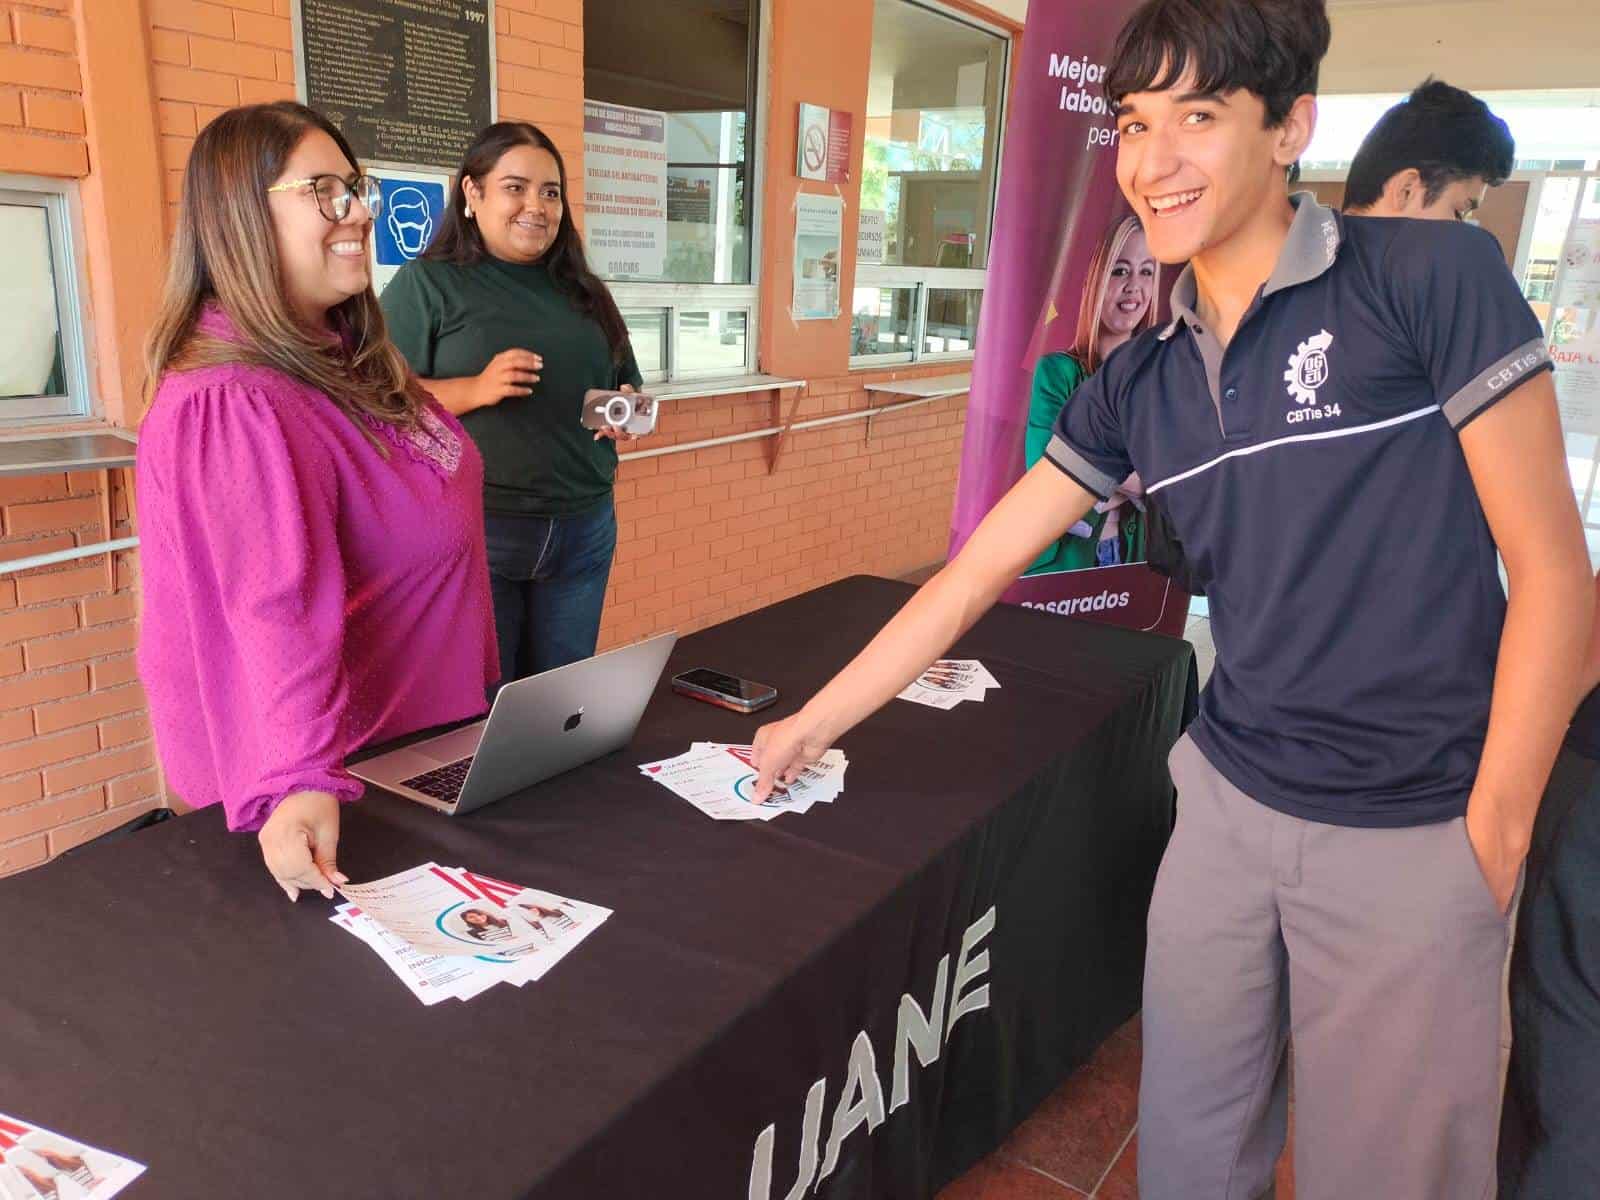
[1343,78,1516,222]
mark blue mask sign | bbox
[374,178,446,265]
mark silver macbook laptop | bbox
[350,632,677,815]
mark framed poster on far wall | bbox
[291,0,495,172]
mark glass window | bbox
[923,287,981,356]
[584,0,756,286]
[678,310,749,377]
[0,185,89,422]
[622,309,670,381]
[862,0,1006,271]
[853,2,1007,368]
[1523,176,1584,312]
[851,286,916,359]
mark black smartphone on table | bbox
[671,668,778,714]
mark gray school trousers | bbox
[1137,735,1513,1200]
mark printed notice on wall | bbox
[583,100,669,279]
[297,0,492,170]
[1552,217,1600,435]
[792,193,842,321]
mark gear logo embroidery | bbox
[1285,330,1334,406]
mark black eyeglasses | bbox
[266,174,382,222]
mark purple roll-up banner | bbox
[949,4,1188,637]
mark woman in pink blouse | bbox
[138,102,497,900]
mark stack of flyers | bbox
[639,742,848,821]
[897,659,999,710]
[0,1113,144,1199]
[331,863,611,1005]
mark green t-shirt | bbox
[1023,351,1144,575]
[381,255,642,517]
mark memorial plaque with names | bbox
[297,0,492,170]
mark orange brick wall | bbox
[0,471,159,875]
[0,0,87,177]
[600,372,964,650]
[494,0,586,220]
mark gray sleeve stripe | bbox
[1043,435,1118,500]
[1443,337,1553,428]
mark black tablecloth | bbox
[0,576,1194,1199]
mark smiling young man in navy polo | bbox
[751,0,1593,1195]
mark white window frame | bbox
[850,0,1011,370]
[1,176,95,425]
[592,0,768,386]
[610,283,759,385]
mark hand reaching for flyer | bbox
[750,710,834,804]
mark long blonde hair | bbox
[143,102,425,431]
[1070,214,1160,374]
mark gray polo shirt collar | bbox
[1158,192,1344,342]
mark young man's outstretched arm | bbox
[751,460,1098,798]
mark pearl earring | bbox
[464,203,474,219]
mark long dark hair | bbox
[145,102,427,429]
[425,122,630,363]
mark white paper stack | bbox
[896,659,999,709]
[0,1112,145,1200]
[638,742,848,820]
[332,863,611,1005]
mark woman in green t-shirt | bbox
[1023,214,1158,575]
[382,123,642,688]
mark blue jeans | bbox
[484,496,617,692]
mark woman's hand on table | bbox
[750,708,835,803]
[472,348,543,411]
[258,790,348,902]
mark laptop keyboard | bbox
[399,756,475,804]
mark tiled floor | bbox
[937,1015,1295,1200]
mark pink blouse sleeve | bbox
[160,380,362,830]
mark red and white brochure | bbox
[637,743,848,821]
[332,864,611,1003]
[0,1113,144,1200]
[896,659,999,710]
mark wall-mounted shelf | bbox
[0,431,137,477]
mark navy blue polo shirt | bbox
[1046,194,1553,828]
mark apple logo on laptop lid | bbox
[564,708,584,733]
